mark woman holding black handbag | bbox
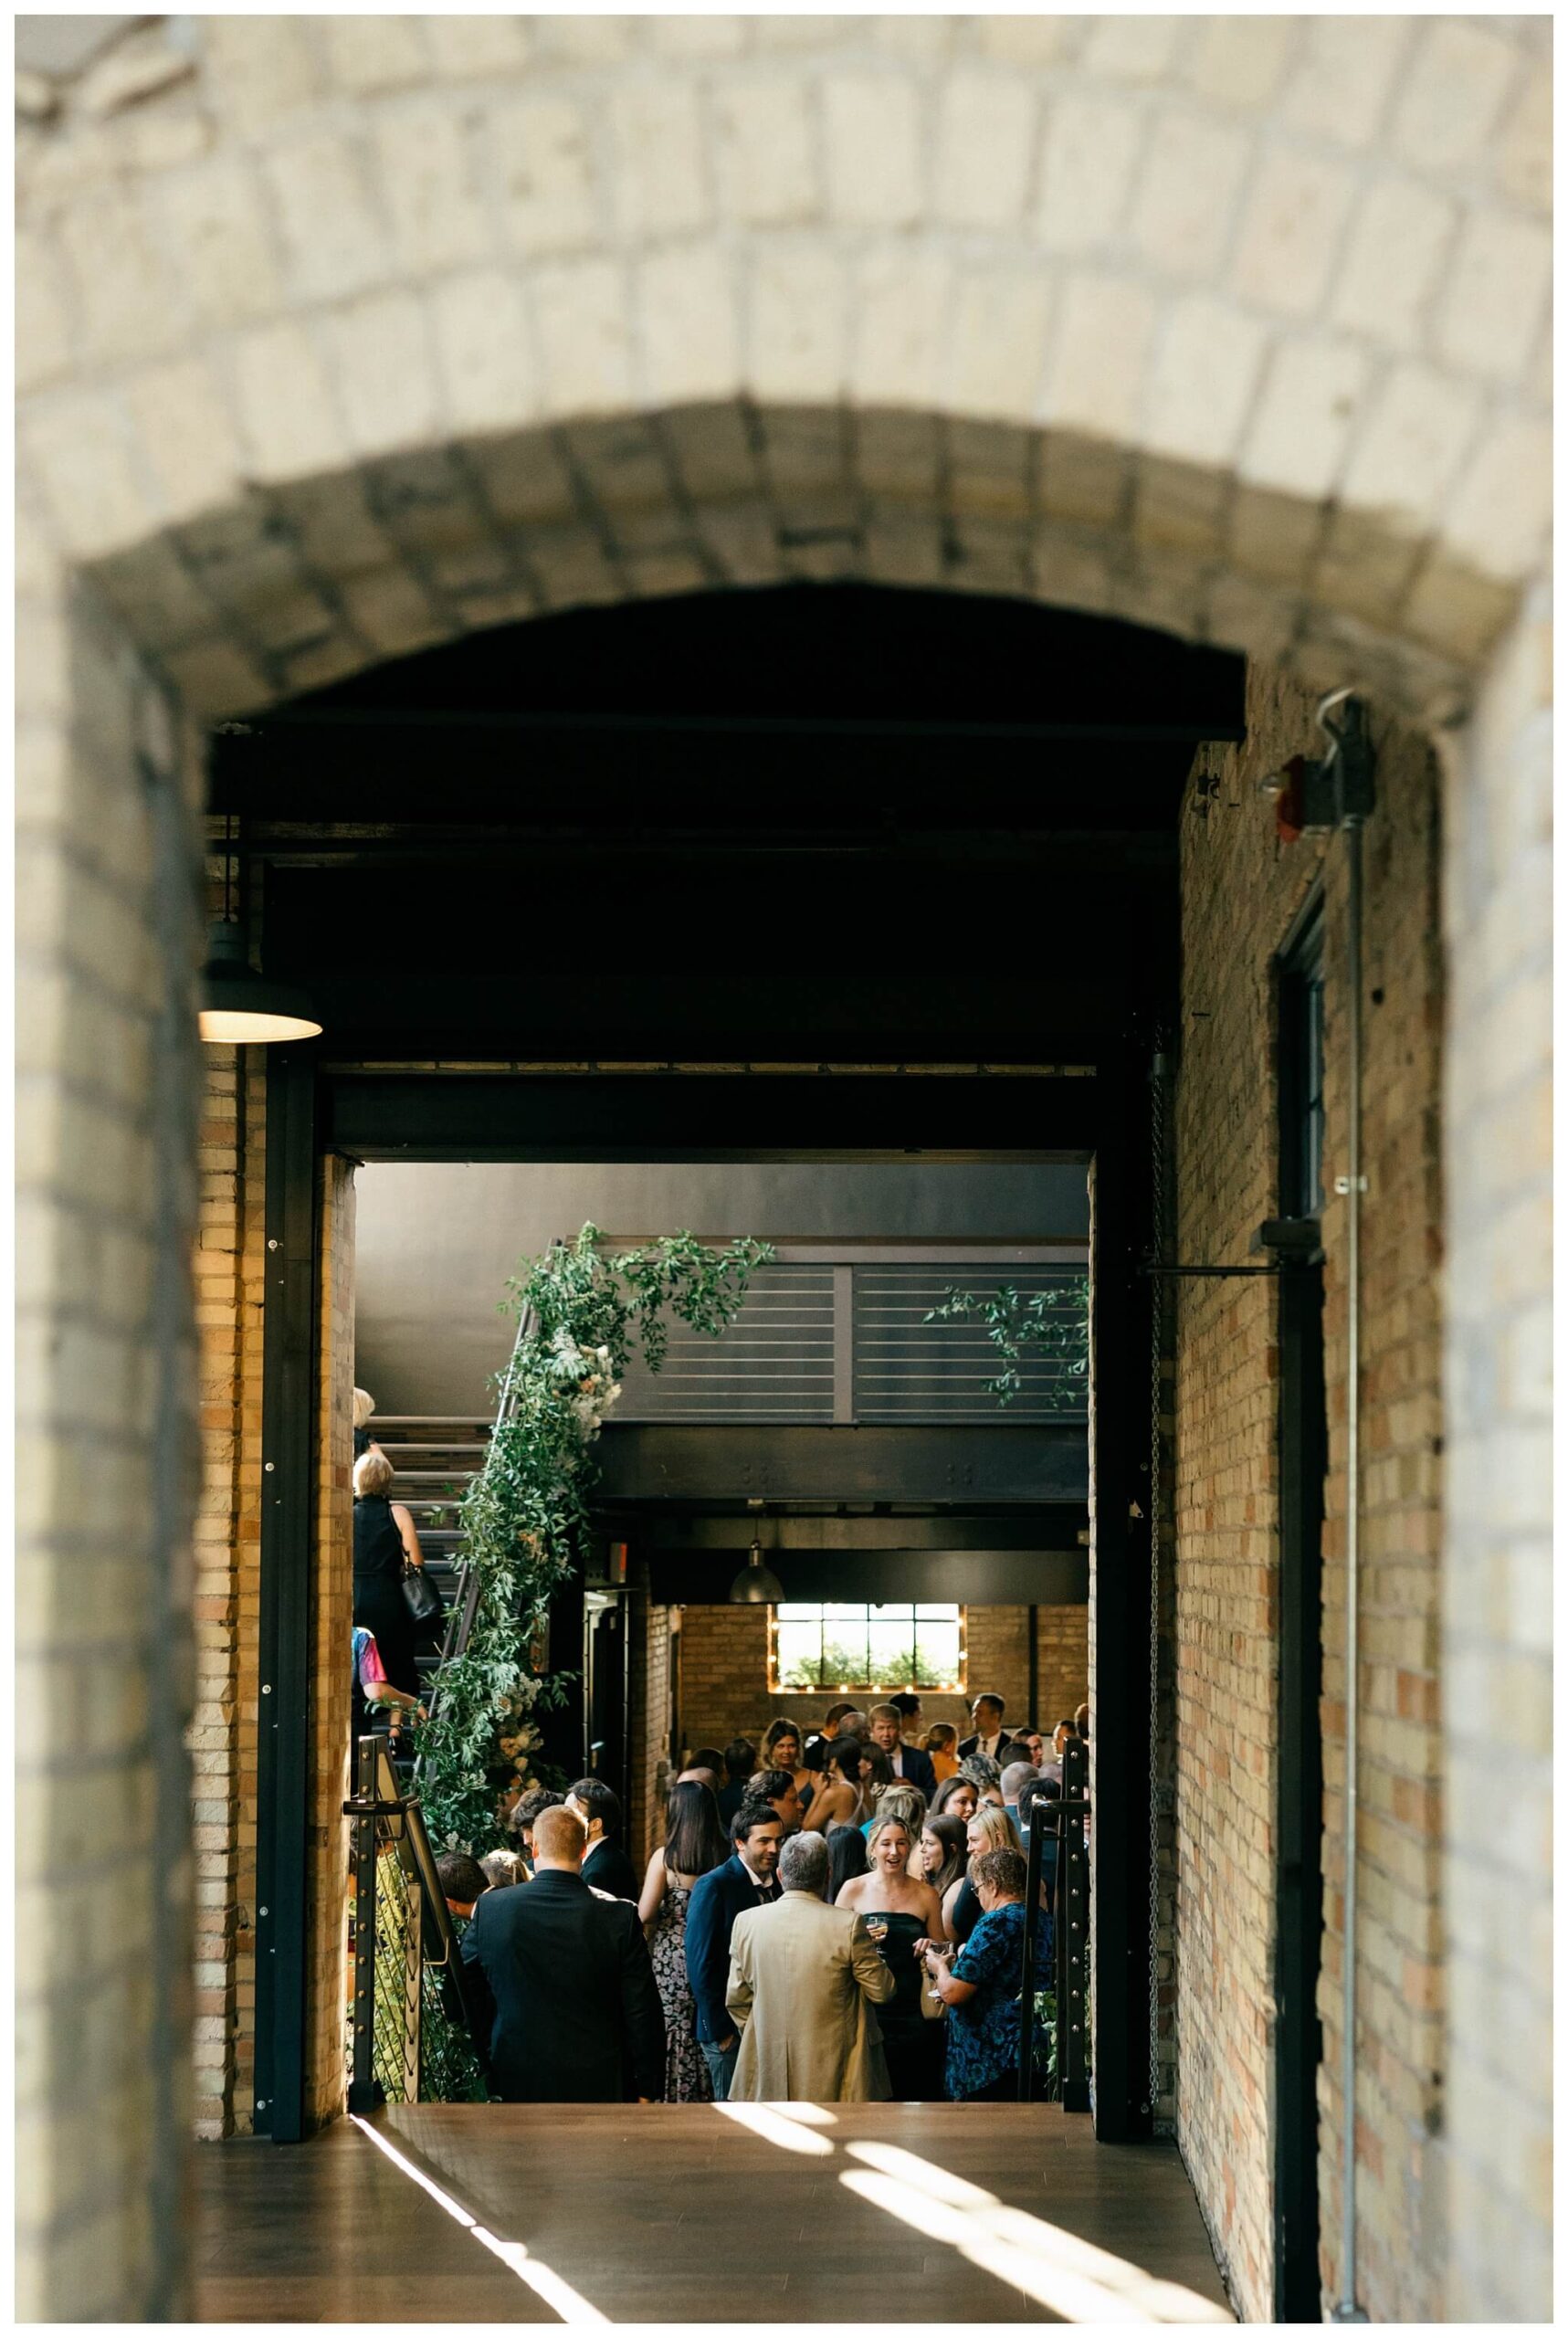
[352,1448,427,1698]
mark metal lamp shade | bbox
[729,1540,784,1604]
[200,919,322,1044]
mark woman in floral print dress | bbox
[637,1779,730,2103]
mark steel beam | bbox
[253,1048,320,2142]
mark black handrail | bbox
[345,1736,479,2111]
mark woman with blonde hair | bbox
[941,1802,1016,1946]
[860,1781,927,1877]
[836,1812,947,2099]
[352,1447,426,1697]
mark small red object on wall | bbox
[1275,754,1307,844]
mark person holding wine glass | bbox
[834,1813,946,2100]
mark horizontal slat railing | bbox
[611,1246,1088,1426]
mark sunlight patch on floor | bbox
[841,2142,1232,2324]
[351,2113,605,2322]
[714,2101,836,2154]
[471,2227,609,2325]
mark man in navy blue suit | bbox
[868,1703,937,1801]
[683,1803,784,2101]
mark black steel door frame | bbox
[1086,1042,1157,2140]
[1273,1253,1327,2312]
[252,1062,1155,2142]
[253,1048,321,2141]
[1272,901,1329,2311]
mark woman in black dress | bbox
[835,1814,947,2100]
[352,1448,425,1698]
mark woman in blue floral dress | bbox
[637,1780,729,2103]
[919,1842,1029,2101]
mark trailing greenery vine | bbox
[416,1223,773,1855]
[923,1275,1089,1408]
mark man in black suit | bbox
[717,1738,757,1826]
[867,1703,937,1800]
[460,1805,664,2101]
[565,1776,641,1901]
[957,1691,1014,1767]
[890,1690,924,1740]
[683,1803,784,2101]
[803,1701,861,1774]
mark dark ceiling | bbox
[211,584,1245,1060]
[214,582,1244,837]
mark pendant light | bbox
[200,804,321,1044]
[728,1505,784,1605]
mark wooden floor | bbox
[195,2102,1233,2324]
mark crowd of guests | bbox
[443,1692,1089,2108]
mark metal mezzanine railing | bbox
[610,1240,1089,1426]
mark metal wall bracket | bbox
[1253,1217,1324,1265]
[1140,1260,1279,1279]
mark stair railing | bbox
[414,1293,541,1766]
[345,1734,479,2110]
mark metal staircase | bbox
[368,1416,490,1701]
[370,1301,538,1764]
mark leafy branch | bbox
[922,1278,1089,1408]
[416,1223,772,1854]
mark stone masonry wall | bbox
[1173,665,1446,2320]
[16,15,1552,724]
[16,561,203,2318]
[1436,584,1552,2322]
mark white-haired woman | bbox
[353,1385,385,1465]
[352,1448,425,1697]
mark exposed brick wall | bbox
[679,1601,1087,1762]
[626,1590,674,1868]
[190,1048,266,2135]
[305,1155,355,2129]
[1033,1603,1090,1729]
[1173,665,1446,2321]
[679,1605,771,1758]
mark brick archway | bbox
[17,16,1550,2323]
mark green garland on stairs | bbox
[416,1222,773,1855]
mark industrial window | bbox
[769,1603,965,1693]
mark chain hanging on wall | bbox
[1147,1038,1173,2132]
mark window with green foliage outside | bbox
[769,1602,964,1692]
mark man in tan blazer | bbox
[726,1830,896,2101]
